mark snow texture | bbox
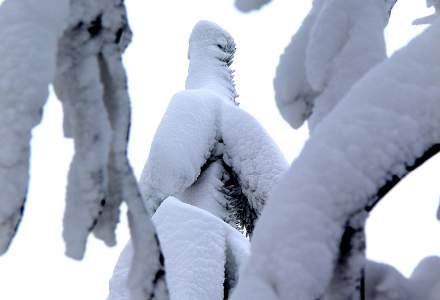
[107,197,250,300]
[53,0,131,259]
[234,0,271,12]
[274,0,388,131]
[365,257,440,300]
[140,20,287,234]
[0,0,69,254]
[54,2,168,299]
[231,15,440,300]
[365,260,410,300]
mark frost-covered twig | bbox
[231,15,440,300]
[0,0,69,254]
[140,20,287,236]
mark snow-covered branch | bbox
[275,0,389,131]
[53,1,169,299]
[231,15,440,300]
[0,0,168,299]
[0,0,69,254]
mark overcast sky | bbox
[0,1,438,300]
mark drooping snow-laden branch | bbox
[0,0,168,298]
[140,21,288,236]
[275,0,390,131]
[231,15,440,300]
[0,0,69,254]
[53,1,168,299]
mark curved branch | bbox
[367,144,440,212]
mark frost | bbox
[140,20,287,235]
[107,197,250,300]
[0,0,69,254]
[274,0,388,131]
[231,15,440,300]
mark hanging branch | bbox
[53,1,169,299]
[0,0,69,254]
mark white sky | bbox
[0,1,439,299]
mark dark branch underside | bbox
[328,143,440,300]
[366,143,440,212]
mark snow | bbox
[0,0,69,254]
[140,21,287,234]
[52,2,168,299]
[273,0,323,129]
[231,15,440,300]
[53,0,132,259]
[365,257,440,300]
[365,260,410,299]
[413,0,439,25]
[234,0,271,12]
[274,0,388,131]
[220,104,288,216]
[107,197,250,300]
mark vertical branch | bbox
[97,50,169,299]
[0,0,68,254]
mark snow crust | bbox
[231,15,440,300]
[274,0,387,131]
[0,0,69,254]
[107,197,250,300]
